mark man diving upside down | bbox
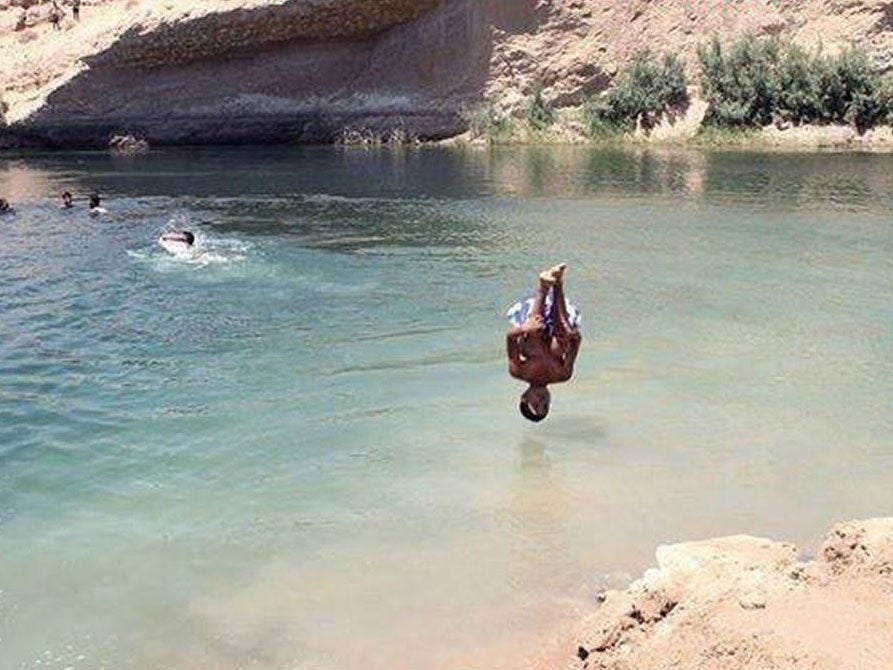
[506,264,582,422]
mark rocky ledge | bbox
[0,0,490,147]
[1,0,891,148]
[565,518,893,670]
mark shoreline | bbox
[4,128,893,154]
[6,108,892,153]
[442,104,893,154]
[532,518,893,670]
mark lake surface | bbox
[1,146,891,670]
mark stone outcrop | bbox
[567,518,893,670]
[0,0,493,146]
[0,0,892,147]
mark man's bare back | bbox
[506,264,581,421]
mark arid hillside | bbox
[1,0,891,146]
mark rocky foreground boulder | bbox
[567,518,893,670]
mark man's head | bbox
[89,192,100,208]
[183,231,195,246]
[519,384,550,422]
[62,191,72,207]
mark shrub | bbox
[465,104,513,141]
[698,34,780,127]
[526,82,555,132]
[826,47,882,130]
[659,52,690,108]
[585,51,690,133]
[877,75,893,126]
[583,97,624,138]
[699,35,889,132]
[777,43,823,123]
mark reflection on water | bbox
[0,146,891,670]
[3,145,893,206]
[505,438,572,594]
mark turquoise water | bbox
[1,147,891,669]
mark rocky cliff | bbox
[561,518,893,670]
[1,0,891,147]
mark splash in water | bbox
[128,218,252,270]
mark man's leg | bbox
[549,267,574,335]
[527,271,554,324]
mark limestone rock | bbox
[570,519,893,670]
[0,0,892,146]
[818,518,893,576]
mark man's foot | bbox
[549,263,568,282]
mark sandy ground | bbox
[521,518,893,670]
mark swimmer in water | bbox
[61,191,73,209]
[0,197,12,214]
[161,230,196,247]
[505,263,582,422]
[88,191,105,216]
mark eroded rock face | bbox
[103,0,444,68]
[570,518,893,670]
[0,0,892,147]
[1,0,492,146]
[819,518,893,576]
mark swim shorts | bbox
[506,288,581,334]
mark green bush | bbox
[526,83,555,132]
[585,51,690,133]
[825,47,883,130]
[777,43,823,123]
[464,104,514,142]
[699,35,890,132]
[698,35,780,127]
[583,97,624,138]
[877,75,893,125]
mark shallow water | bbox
[1,146,891,669]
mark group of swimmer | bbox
[2,191,196,249]
[1,190,105,215]
[5,187,579,422]
[58,190,104,214]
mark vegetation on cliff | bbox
[586,52,689,135]
[698,36,893,132]
[526,82,556,133]
[571,35,893,144]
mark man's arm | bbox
[558,331,581,381]
[506,332,525,378]
[506,331,523,363]
[507,315,543,375]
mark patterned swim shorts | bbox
[506,288,581,334]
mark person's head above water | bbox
[61,191,73,208]
[0,197,9,211]
[519,384,551,422]
[163,230,195,246]
[89,192,101,209]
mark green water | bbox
[0,146,891,669]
